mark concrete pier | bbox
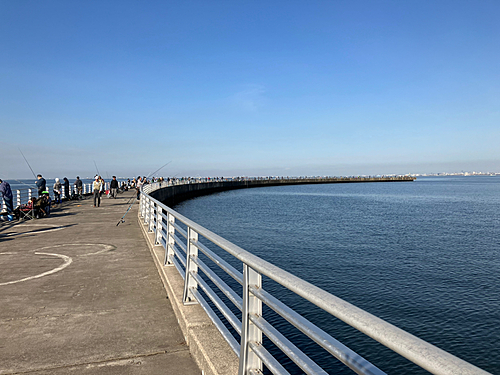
[0,191,200,374]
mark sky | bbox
[1,0,499,179]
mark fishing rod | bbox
[145,161,172,180]
[116,161,172,226]
[19,149,37,179]
[93,160,100,176]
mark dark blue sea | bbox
[173,176,500,375]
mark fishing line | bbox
[145,161,172,180]
[19,149,37,179]
[93,160,100,176]
[14,179,37,189]
[116,161,172,226]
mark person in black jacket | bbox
[63,177,70,199]
[35,174,46,197]
[110,176,119,198]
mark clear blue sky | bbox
[1,0,499,179]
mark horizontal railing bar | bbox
[191,271,242,335]
[192,257,243,311]
[250,286,386,375]
[169,244,186,268]
[173,234,187,253]
[171,221,187,239]
[249,342,291,375]
[249,314,328,375]
[171,255,185,280]
[190,287,241,356]
[159,227,167,242]
[194,240,243,285]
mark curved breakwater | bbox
[143,176,497,375]
[148,176,415,207]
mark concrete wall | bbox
[150,176,415,207]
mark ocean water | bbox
[173,176,500,374]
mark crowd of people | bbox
[0,173,227,222]
[0,174,152,221]
[0,176,52,222]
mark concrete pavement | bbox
[0,191,200,374]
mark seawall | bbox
[149,176,416,206]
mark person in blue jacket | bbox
[0,179,14,221]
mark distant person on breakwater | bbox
[35,174,46,197]
[0,179,14,221]
[93,175,103,207]
[53,178,62,203]
[110,176,119,198]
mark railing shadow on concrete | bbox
[138,179,491,375]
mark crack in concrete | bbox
[2,348,191,374]
[0,309,120,323]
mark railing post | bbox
[28,189,32,201]
[144,195,151,225]
[182,227,199,305]
[155,206,163,245]
[17,190,21,207]
[148,200,155,233]
[164,212,175,265]
[238,265,263,375]
[138,191,143,217]
[140,192,146,219]
[143,195,149,224]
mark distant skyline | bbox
[1,1,499,179]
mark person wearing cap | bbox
[110,176,119,198]
[35,174,46,197]
[92,175,103,207]
[0,179,14,221]
[74,176,83,198]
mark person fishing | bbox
[35,174,46,197]
[74,176,83,198]
[0,179,14,221]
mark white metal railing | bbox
[138,184,491,375]
[1,183,106,211]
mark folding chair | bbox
[15,200,36,221]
